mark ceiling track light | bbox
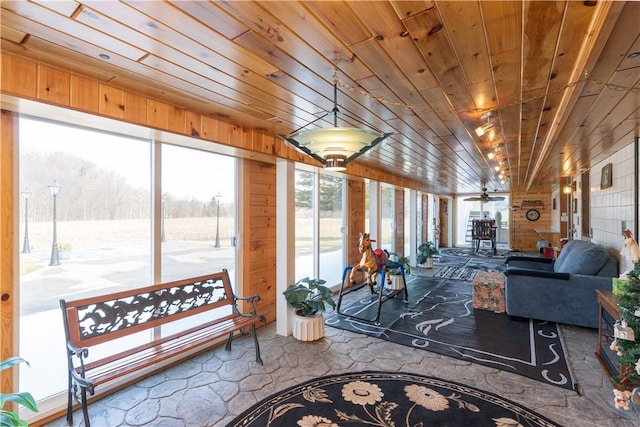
[475,110,498,137]
[279,70,392,171]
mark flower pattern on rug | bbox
[230,372,561,427]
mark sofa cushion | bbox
[553,239,580,272]
[554,240,609,275]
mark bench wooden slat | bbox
[83,316,261,387]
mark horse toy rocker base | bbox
[349,232,390,294]
[336,232,409,326]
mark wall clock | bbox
[526,209,540,221]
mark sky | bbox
[20,117,235,202]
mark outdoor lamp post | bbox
[49,180,61,266]
[21,191,32,253]
[214,192,221,248]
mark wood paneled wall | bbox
[241,160,277,323]
[347,179,365,265]
[439,199,449,247]
[0,52,431,194]
[0,110,16,403]
[511,188,557,252]
[346,179,366,284]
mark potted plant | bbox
[57,242,72,260]
[0,357,38,427]
[283,277,336,341]
[417,241,439,269]
[386,252,410,289]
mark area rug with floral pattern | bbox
[228,371,561,426]
[325,277,576,392]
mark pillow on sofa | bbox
[553,239,580,272]
[554,240,609,275]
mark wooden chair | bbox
[472,219,497,255]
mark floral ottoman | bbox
[472,271,505,313]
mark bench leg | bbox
[225,328,263,365]
[251,324,263,365]
[80,385,91,427]
[225,332,234,352]
[66,376,74,425]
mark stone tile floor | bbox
[44,320,639,427]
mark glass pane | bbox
[160,145,236,282]
[318,174,343,285]
[380,184,394,251]
[19,117,151,401]
[364,180,370,233]
[417,192,424,245]
[295,170,314,280]
[456,197,510,248]
[404,188,411,257]
[160,145,237,336]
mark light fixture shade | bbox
[280,127,391,171]
[48,180,61,196]
[475,110,498,137]
[475,122,494,137]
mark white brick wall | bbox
[588,141,639,274]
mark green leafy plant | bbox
[283,277,336,317]
[417,241,439,265]
[0,357,38,427]
[387,252,410,275]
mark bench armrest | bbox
[234,294,264,320]
[65,341,95,393]
[504,268,570,280]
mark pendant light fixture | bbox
[475,111,498,137]
[279,71,392,171]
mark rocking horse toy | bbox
[349,232,390,293]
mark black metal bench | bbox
[59,269,265,427]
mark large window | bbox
[19,117,152,400]
[161,144,236,282]
[18,117,238,404]
[319,174,344,284]
[294,169,345,285]
[295,169,314,280]
[455,196,510,248]
[380,184,394,251]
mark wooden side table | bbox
[596,289,620,378]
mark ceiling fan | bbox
[463,187,505,203]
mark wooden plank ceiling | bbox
[1,1,638,196]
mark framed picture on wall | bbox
[601,163,613,189]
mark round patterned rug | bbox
[229,371,561,426]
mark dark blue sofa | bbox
[504,239,618,328]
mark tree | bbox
[319,175,342,215]
[295,170,313,209]
[611,260,640,409]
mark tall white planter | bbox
[420,258,434,269]
[292,313,324,341]
[387,274,405,290]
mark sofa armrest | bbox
[505,255,553,264]
[506,257,554,272]
[504,268,570,280]
[504,272,613,328]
